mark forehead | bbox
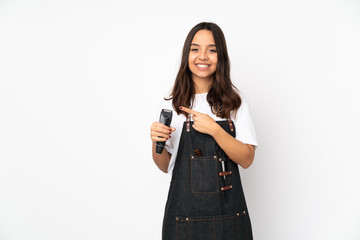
[191,30,215,45]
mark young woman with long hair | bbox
[150,22,258,240]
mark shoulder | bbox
[234,89,249,104]
[231,90,250,119]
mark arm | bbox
[179,106,255,169]
[211,125,255,169]
[152,142,171,173]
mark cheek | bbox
[211,57,217,71]
[188,53,196,63]
[211,55,218,64]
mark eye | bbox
[190,48,198,52]
[209,49,217,53]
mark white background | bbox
[1,0,360,239]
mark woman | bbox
[150,22,258,240]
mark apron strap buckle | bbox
[221,185,233,191]
[219,171,232,177]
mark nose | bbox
[198,50,208,60]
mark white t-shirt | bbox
[159,92,258,175]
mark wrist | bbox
[210,123,223,137]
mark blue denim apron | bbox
[162,116,253,240]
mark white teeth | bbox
[197,64,209,68]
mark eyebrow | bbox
[191,43,216,47]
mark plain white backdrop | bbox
[1,0,360,239]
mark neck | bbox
[193,75,213,94]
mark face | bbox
[188,30,218,82]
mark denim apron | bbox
[162,116,253,240]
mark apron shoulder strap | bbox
[227,118,234,132]
[186,114,191,132]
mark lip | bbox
[195,63,211,70]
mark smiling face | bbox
[188,30,218,84]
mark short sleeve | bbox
[233,98,258,148]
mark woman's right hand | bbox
[150,122,175,143]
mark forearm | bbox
[152,142,171,173]
[211,125,255,169]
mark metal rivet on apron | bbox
[191,156,194,159]
[213,156,217,159]
[176,217,179,220]
[243,210,246,214]
[186,218,189,221]
[237,213,240,216]
[186,115,191,132]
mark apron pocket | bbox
[175,211,249,240]
[191,155,219,193]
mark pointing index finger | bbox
[179,106,199,116]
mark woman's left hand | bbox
[179,106,220,136]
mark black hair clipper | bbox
[156,109,173,154]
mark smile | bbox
[196,64,210,70]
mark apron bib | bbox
[162,116,253,240]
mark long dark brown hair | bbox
[167,22,241,119]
